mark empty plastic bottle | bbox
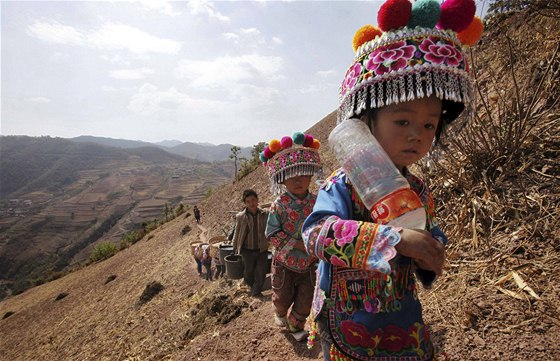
[328,118,426,229]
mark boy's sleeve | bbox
[232,214,244,253]
[302,176,402,275]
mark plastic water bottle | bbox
[328,119,426,229]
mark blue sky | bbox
[1,0,487,147]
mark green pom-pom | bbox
[292,132,305,145]
[259,152,267,163]
[408,0,441,29]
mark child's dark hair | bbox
[242,189,258,202]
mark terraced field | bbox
[0,159,231,298]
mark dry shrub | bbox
[414,7,560,352]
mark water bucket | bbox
[219,244,235,264]
[224,254,244,280]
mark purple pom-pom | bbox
[280,136,293,149]
[303,134,314,147]
[263,147,274,159]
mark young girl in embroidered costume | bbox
[261,132,323,342]
[302,0,483,359]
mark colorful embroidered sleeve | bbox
[265,199,295,251]
[302,172,401,275]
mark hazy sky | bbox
[1,0,487,147]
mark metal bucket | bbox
[224,254,244,280]
[219,244,235,264]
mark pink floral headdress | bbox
[339,0,484,126]
[260,132,323,195]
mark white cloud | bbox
[49,51,69,62]
[89,23,181,55]
[102,86,119,93]
[136,0,181,17]
[186,0,230,23]
[175,54,284,88]
[109,68,155,80]
[240,28,260,36]
[229,84,280,110]
[222,27,271,48]
[317,69,337,78]
[27,97,51,103]
[100,55,131,65]
[272,37,283,45]
[223,32,239,41]
[299,84,333,94]
[27,21,85,45]
[27,20,181,55]
[128,83,225,116]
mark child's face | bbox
[283,175,312,199]
[371,96,441,170]
[244,195,259,213]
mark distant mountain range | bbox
[0,135,234,298]
[70,135,252,162]
[153,139,183,148]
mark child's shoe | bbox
[274,314,288,327]
[290,329,309,342]
[287,322,308,342]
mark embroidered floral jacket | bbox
[265,191,317,272]
[302,169,447,360]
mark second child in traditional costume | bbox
[262,132,323,341]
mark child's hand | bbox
[395,229,445,276]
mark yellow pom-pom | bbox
[457,16,483,47]
[269,139,281,153]
[312,139,321,149]
[352,25,382,52]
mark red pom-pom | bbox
[312,139,321,149]
[353,25,382,51]
[378,0,412,32]
[280,136,293,149]
[303,134,314,147]
[263,146,274,159]
[437,0,475,33]
[457,16,483,46]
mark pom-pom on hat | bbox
[261,132,323,195]
[339,0,483,128]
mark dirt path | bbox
[197,224,208,243]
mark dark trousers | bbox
[240,249,269,296]
[203,262,212,280]
[195,258,202,275]
[214,264,225,278]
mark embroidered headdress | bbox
[338,0,483,127]
[260,132,323,195]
